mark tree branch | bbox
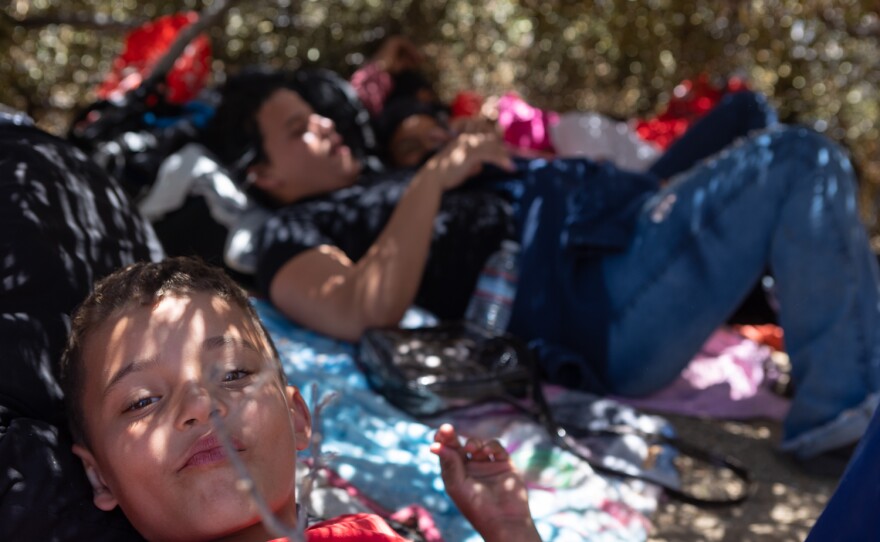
[140,0,242,90]
[2,11,147,31]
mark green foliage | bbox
[4,0,880,230]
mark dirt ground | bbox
[648,414,838,542]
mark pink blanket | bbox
[615,327,791,421]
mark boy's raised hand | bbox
[431,424,542,542]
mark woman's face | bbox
[253,89,362,204]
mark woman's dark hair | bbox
[203,67,307,208]
[204,67,306,181]
[203,67,382,205]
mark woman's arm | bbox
[269,169,441,341]
[269,133,513,341]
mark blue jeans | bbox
[806,401,880,541]
[648,90,778,179]
[510,126,880,457]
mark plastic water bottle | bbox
[465,240,521,335]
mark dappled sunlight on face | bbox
[77,293,304,541]
[256,89,362,204]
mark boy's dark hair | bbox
[59,256,283,446]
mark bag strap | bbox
[527,381,752,507]
[428,384,751,506]
[378,322,752,505]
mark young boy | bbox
[59,256,542,541]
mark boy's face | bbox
[73,292,310,541]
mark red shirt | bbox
[268,513,410,542]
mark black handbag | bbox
[356,321,752,507]
[358,321,534,417]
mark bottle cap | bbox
[501,240,520,252]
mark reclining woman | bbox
[206,68,880,470]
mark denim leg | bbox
[648,91,778,180]
[506,158,659,389]
[805,403,880,541]
[601,125,880,452]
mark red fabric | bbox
[308,461,443,542]
[97,12,212,104]
[635,74,748,149]
[450,90,484,118]
[387,505,442,542]
[735,324,785,352]
[265,513,409,541]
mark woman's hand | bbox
[450,115,499,137]
[420,132,514,191]
[431,424,542,542]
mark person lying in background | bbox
[205,67,880,476]
[372,86,776,182]
[351,34,558,162]
[350,35,773,175]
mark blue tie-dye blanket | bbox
[256,299,666,542]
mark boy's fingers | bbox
[434,445,466,487]
[463,437,484,458]
[434,423,454,440]
[433,423,462,449]
[484,439,509,461]
[458,438,509,463]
